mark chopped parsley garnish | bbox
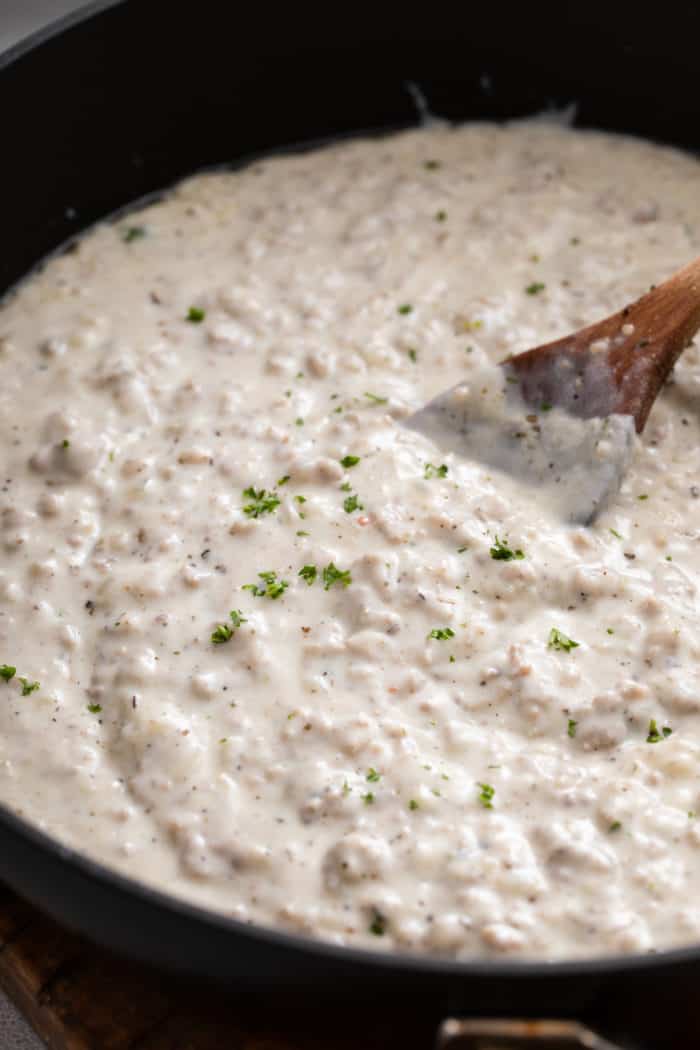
[477,782,495,809]
[397,304,413,315]
[298,565,317,586]
[294,495,307,504]
[322,563,352,590]
[435,209,447,222]
[609,528,623,540]
[609,821,622,833]
[340,455,360,469]
[340,482,352,492]
[211,623,233,645]
[369,912,386,936]
[540,402,552,413]
[457,546,468,553]
[489,536,524,561]
[242,486,280,518]
[211,609,247,644]
[548,628,580,653]
[407,348,418,363]
[366,768,381,783]
[0,665,16,682]
[607,628,615,635]
[343,493,363,514]
[295,417,304,426]
[87,703,102,714]
[424,159,441,170]
[567,718,578,738]
[428,627,455,641]
[186,306,205,323]
[361,792,375,805]
[638,493,649,501]
[19,678,39,696]
[409,799,420,810]
[277,475,291,486]
[364,392,388,405]
[243,571,289,600]
[646,719,672,743]
[62,439,70,448]
[525,282,545,295]
[122,225,146,243]
[424,462,448,479]
[296,530,310,537]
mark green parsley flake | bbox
[525,282,545,295]
[409,799,420,811]
[397,304,413,315]
[243,571,289,600]
[277,475,291,486]
[364,392,388,405]
[242,487,280,518]
[646,719,672,743]
[548,628,580,653]
[610,528,623,540]
[424,462,448,479]
[609,821,622,833]
[428,627,455,641]
[366,768,381,783]
[211,610,247,645]
[407,348,418,363]
[343,493,363,514]
[361,792,375,805]
[340,455,360,469]
[87,703,102,714]
[0,665,16,683]
[477,782,495,809]
[186,306,205,323]
[298,565,317,586]
[369,912,386,936]
[435,209,447,221]
[638,493,649,501]
[19,678,39,696]
[489,536,524,561]
[424,159,441,170]
[540,402,552,413]
[340,482,352,492]
[322,562,352,591]
[567,718,577,738]
[295,417,304,426]
[62,439,70,448]
[122,225,146,243]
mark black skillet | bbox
[1,3,699,1047]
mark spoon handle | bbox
[608,256,700,430]
[507,256,700,433]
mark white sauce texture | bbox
[1,121,700,960]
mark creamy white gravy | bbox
[1,121,700,961]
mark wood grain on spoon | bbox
[505,256,700,432]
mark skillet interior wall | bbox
[1,0,698,297]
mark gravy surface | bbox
[2,121,700,959]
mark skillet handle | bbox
[436,1019,626,1050]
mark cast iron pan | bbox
[1,2,699,1046]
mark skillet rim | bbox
[1,0,699,983]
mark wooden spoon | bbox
[506,255,700,433]
[407,257,700,524]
